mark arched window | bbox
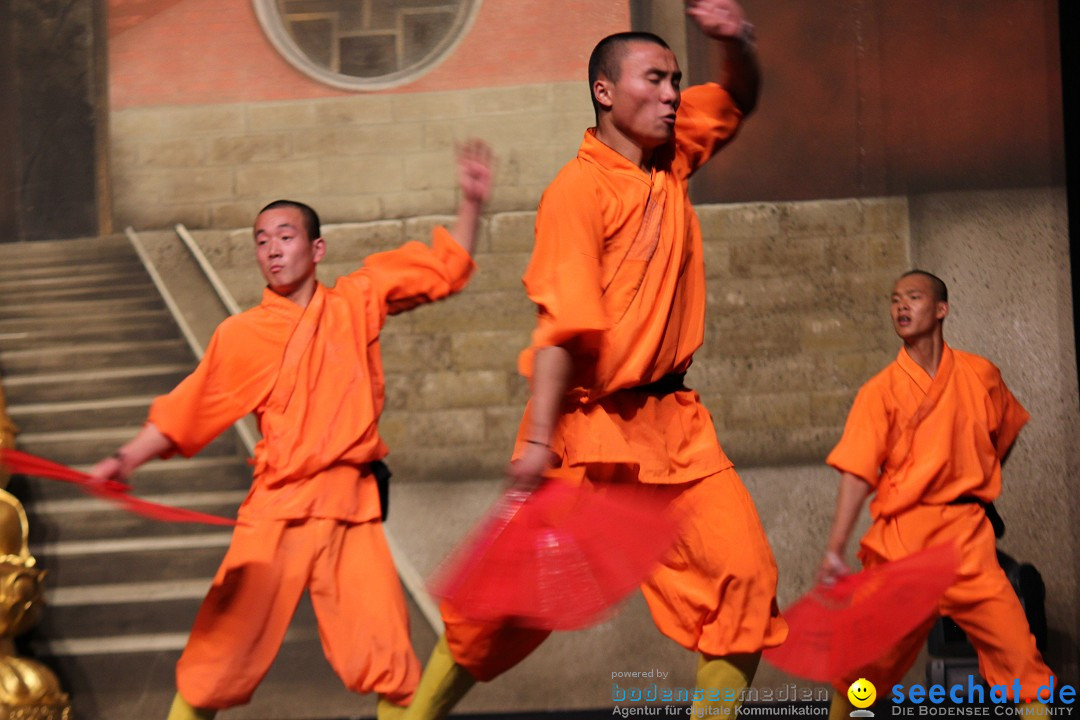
[253,0,481,91]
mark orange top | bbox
[827,344,1029,518]
[516,83,743,483]
[150,229,474,522]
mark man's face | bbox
[599,41,682,150]
[253,207,324,300]
[891,274,947,341]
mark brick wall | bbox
[108,0,626,107]
[188,196,910,479]
[111,83,595,231]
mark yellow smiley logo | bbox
[847,678,876,709]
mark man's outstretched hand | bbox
[457,139,494,206]
[686,0,750,41]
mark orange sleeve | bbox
[672,83,744,179]
[357,226,475,323]
[520,169,607,357]
[149,318,274,457]
[986,367,1030,459]
[825,381,890,488]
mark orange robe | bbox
[443,83,786,681]
[827,344,1052,699]
[150,229,473,709]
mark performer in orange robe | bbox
[819,270,1054,715]
[90,143,493,720]
[405,4,785,719]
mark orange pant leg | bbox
[176,520,310,709]
[439,461,587,682]
[308,519,420,704]
[838,505,1053,700]
[640,467,787,656]
[441,465,786,681]
[937,512,1053,700]
[441,602,552,682]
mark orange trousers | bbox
[176,518,419,708]
[443,466,787,681]
[835,504,1053,700]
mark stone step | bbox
[0,281,158,305]
[1,364,191,404]
[25,491,244,544]
[6,395,156,434]
[0,339,192,375]
[30,532,234,587]
[0,267,141,290]
[0,258,144,284]
[13,425,239,467]
[0,235,131,262]
[0,307,173,336]
[37,594,205,641]
[27,614,410,720]
[0,235,128,254]
[21,582,437,720]
[0,294,165,319]
[0,318,179,352]
[36,579,325,647]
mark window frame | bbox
[252,0,482,91]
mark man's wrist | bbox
[715,20,755,47]
[112,450,131,476]
[737,21,756,47]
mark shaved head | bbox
[900,269,948,302]
[258,199,320,241]
[588,31,671,116]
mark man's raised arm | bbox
[686,0,761,115]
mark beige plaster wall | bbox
[909,187,1079,683]
[109,82,594,232]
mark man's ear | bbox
[312,236,327,264]
[593,78,614,111]
[936,300,949,321]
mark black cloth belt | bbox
[949,495,1005,538]
[369,459,392,522]
[630,373,688,396]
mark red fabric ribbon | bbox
[1,448,236,527]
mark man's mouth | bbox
[896,314,911,325]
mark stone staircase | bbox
[0,236,435,720]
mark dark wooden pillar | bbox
[0,0,109,243]
[0,0,19,241]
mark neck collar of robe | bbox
[580,128,662,182]
[897,342,952,395]
[260,281,325,315]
